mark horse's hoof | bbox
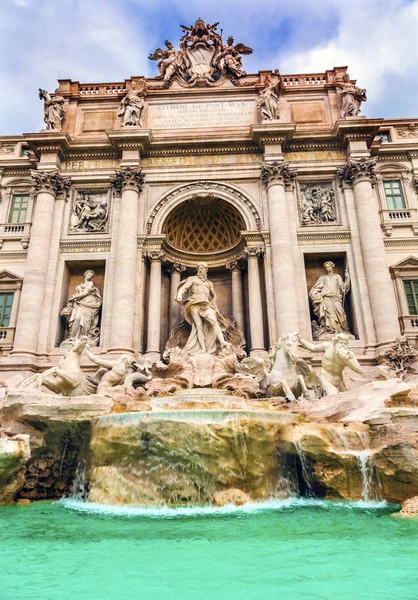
[286,394,296,402]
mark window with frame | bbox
[20,146,31,158]
[0,292,13,327]
[8,194,29,223]
[403,280,418,315]
[374,131,390,143]
[383,180,406,210]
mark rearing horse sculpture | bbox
[19,337,91,396]
[241,332,318,401]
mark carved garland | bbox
[146,181,262,234]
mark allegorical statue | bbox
[148,40,183,82]
[216,36,252,78]
[299,333,362,395]
[39,88,66,130]
[257,72,282,121]
[335,73,367,119]
[309,261,350,338]
[118,79,147,127]
[61,270,102,346]
[175,262,229,355]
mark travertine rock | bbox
[393,496,418,519]
[0,435,31,503]
[213,488,251,506]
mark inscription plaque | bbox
[147,101,256,129]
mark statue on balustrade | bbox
[335,73,367,119]
[38,89,66,131]
[309,261,351,339]
[165,262,245,359]
[118,79,147,127]
[299,333,362,395]
[257,72,282,121]
[71,192,108,232]
[61,270,102,347]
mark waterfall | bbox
[294,441,314,496]
[70,459,88,500]
[357,451,374,503]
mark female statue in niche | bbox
[309,261,350,339]
[61,270,102,346]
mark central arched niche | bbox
[157,194,253,351]
[162,195,246,254]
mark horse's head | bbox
[71,336,88,354]
[273,332,300,362]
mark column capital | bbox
[165,261,186,275]
[111,167,145,193]
[261,161,297,188]
[337,158,377,186]
[243,246,264,259]
[31,169,71,197]
[146,249,165,262]
[226,260,244,272]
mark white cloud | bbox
[0,0,417,133]
[280,0,418,117]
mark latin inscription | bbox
[147,101,256,129]
[284,150,345,161]
[144,154,261,167]
[63,159,120,171]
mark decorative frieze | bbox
[297,231,351,245]
[31,169,71,197]
[59,240,111,253]
[69,190,109,234]
[337,158,377,186]
[298,182,338,226]
[110,167,144,193]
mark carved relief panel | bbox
[297,181,339,227]
[68,188,110,235]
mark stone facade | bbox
[0,20,418,378]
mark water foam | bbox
[59,496,387,519]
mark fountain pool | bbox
[1,499,418,600]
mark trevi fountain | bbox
[1,17,418,600]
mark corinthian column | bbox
[243,246,265,355]
[109,168,144,353]
[12,170,70,356]
[146,250,165,362]
[261,162,299,337]
[167,262,186,331]
[338,158,400,345]
[226,261,245,333]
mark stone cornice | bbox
[110,167,144,193]
[31,169,71,197]
[23,131,72,161]
[59,239,111,253]
[333,118,383,149]
[384,238,418,247]
[107,129,152,153]
[297,230,351,244]
[251,122,296,147]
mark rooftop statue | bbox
[257,72,282,121]
[335,73,367,119]
[118,79,147,127]
[148,18,252,86]
[39,88,66,131]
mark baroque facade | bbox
[0,19,418,378]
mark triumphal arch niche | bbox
[0,16,417,380]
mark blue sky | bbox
[1,0,417,134]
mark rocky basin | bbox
[0,379,417,507]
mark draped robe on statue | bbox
[309,273,349,335]
[176,279,228,356]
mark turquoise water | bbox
[1,499,418,600]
